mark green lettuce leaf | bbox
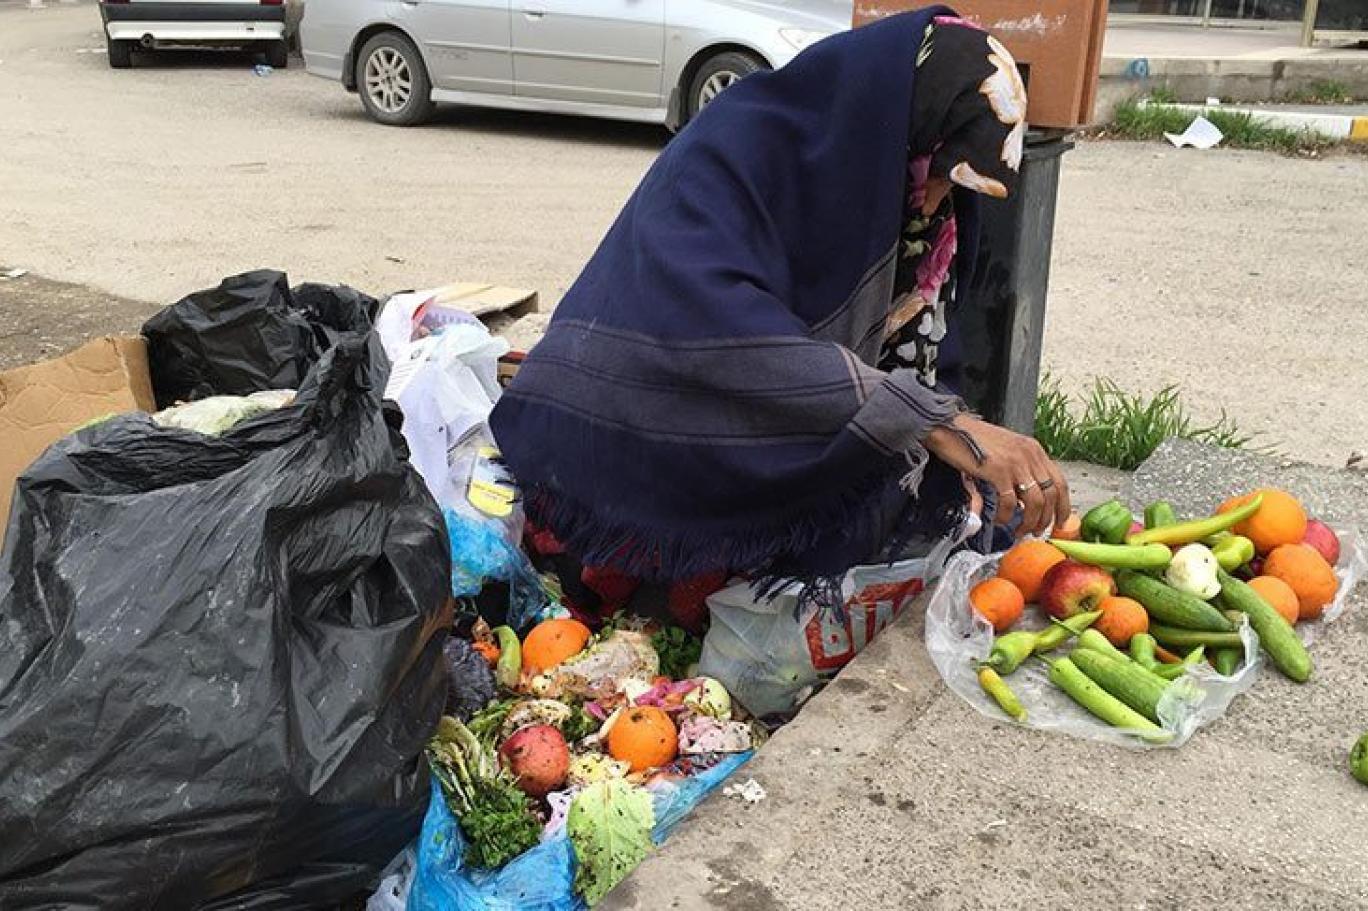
[567,779,655,905]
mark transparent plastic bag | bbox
[924,527,1365,749]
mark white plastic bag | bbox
[365,846,417,911]
[925,527,1365,749]
[152,389,295,435]
[699,558,934,718]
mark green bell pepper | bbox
[1081,500,1134,545]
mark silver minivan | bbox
[301,0,851,128]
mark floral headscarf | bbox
[881,18,1028,385]
[907,17,1027,199]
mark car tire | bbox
[264,39,288,69]
[356,31,435,127]
[685,50,766,122]
[107,36,134,69]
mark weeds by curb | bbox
[1034,375,1261,471]
[1104,98,1335,156]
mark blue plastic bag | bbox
[409,752,752,910]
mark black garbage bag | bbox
[142,268,380,409]
[0,332,451,910]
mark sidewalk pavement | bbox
[1097,21,1368,123]
[604,440,1368,911]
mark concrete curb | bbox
[1150,100,1368,142]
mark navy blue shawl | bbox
[490,7,982,581]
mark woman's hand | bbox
[925,414,1071,537]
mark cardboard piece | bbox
[424,283,538,321]
[854,0,1109,128]
[0,337,156,542]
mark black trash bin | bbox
[948,129,1073,434]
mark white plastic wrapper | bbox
[926,527,1364,749]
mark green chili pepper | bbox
[1075,628,1130,662]
[492,626,522,690]
[1032,609,1103,654]
[1151,645,1205,680]
[984,630,1040,675]
[1051,539,1172,571]
[1350,734,1368,786]
[1081,500,1134,545]
[1126,494,1264,547]
[1144,501,1178,530]
[1129,633,1160,671]
[1211,535,1256,572]
[978,666,1026,721]
[1211,647,1241,676]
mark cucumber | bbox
[1116,570,1235,632]
[1046,657,1167,739]
[1070,648,1169,724]
[1216,570,1312,683]
[1149,624,1245,650]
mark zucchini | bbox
[1149,624,1245,650]
[1046,657,1167,739]
[1216,570,1312,683]
[1071,648,1169,723]
[1116,570,1235,632]
[1077,629,1171,684]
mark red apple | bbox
[1302,519,1341,567]
[1129,521,1145,537]
[1038,560,1117,620]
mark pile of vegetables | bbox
[968,487,1351,742]
[429,614,761,905]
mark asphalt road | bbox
[3,2,1367,466]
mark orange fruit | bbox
[1246,575,1301,626]
[1094,595,1149,647]
[996,539,1066,602]
[969,577,1025,632]
[521,618,592,673]
[1052,513,1083,541]
[606,706,679,772]
[1263,543,1338,621]
[1217,488,1307,555]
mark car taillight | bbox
[260,0,283,5]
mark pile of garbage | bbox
[0,269,943,909]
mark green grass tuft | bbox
[1284,80,1356,105]
[1034,375,1258,471]
[1108,99,1334,155]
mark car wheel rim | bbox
[364,47,413,114]
[699,70,740,108]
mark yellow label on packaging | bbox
[467,445,517,517]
